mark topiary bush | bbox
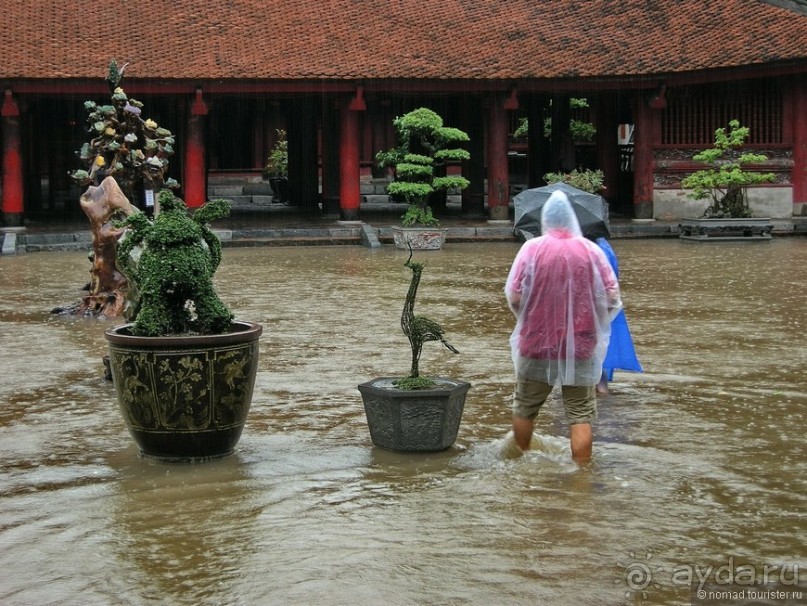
[116,190,234,337]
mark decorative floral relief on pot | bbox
[108,341,258,432]
[105,321,262,461]
[392,226,448,250]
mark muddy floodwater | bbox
[0,239,805,605]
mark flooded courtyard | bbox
[0,238,805,605]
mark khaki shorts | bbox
[512,379,597,425]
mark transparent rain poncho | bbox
[505,191,623,385]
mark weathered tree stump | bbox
[52,176,136,318]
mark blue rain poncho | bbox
[595,237,643,380]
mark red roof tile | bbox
[2,0,806,82]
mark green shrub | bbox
[116,191,234,337]
[543,169,605,194]
[264,129,288,178]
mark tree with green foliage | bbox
[376,108,470,226]
[681,120,775,218]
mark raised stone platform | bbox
[678,217,773,242]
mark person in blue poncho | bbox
[591,237,643,394]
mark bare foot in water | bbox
[499,431,524,459]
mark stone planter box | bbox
[392,226,448,250]
[358,377,471,452]
[678,217,773,241]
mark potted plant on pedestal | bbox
[375,107,470,250]
[358,250,471,452]
[678,120,776,241]
[264,128,289,205]
[105,189,262,461]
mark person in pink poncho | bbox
[505,191,622,462]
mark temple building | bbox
[1,0,806,226]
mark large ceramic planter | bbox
[392,226,448,250]
[678,217,773,241]
[358,377,471,452]
[105,321,262,461]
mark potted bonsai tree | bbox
[264,128,289,204]
[105,188,263,461]
[679,120,776,241]
[375,107,470,250]
[358,249,471,452]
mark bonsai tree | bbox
[55,60,178,319]
[115,189,234,337]
[376,107,470,226]
[395,249,459,390]
[543,168,605,194]
[681,120,775,218]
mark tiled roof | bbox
[2,0,806,82]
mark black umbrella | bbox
[513,182,610,240]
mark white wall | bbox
[653,187,794,220]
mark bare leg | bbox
[596,371,609,396]
[570,422,593,463]
[512,416,534,450]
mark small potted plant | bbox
[358,249,471,452]
[375,107,470,250]
[264,128,289,204]
[105,189,263,461]
[679,120,775,241]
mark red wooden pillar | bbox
[1,90,23,227]
[184,89,208,209]
[791,80,807,211]
[487,96,510,221]
[630,91,660,220]
[339,92,364,221]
